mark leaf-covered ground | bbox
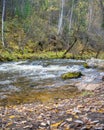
[0,85,104,130]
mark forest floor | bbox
[0,83,104,130]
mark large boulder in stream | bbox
[61,72,82,79]
[76,82,104,91]
[86,58,104,69]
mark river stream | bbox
[0,59,104,105]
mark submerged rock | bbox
[61,72,82,79]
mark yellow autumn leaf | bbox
[6,122,13,127]
[51,121,62,128]
[98,109,104,113]
[91,109,96,112]
[74,115,79,119]
[72,112,76,115]
[9,115,15,119]
[77,104,83,108]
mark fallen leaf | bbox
[6,122,13,127]
[77,104,84,108]
[51,121,62,128]
[9,115,15,119]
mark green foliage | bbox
[73,0,88,31]
[15,0,32,18]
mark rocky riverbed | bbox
[0,84,104,130]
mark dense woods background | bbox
[0,0,104,59]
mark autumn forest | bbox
[0,1,104,130]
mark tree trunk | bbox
[95,49,101,58]
[62,37,77,58]
[99,0,104,25]
[1,0,6,47]
[57,0,64,35]
[69,0,74,31]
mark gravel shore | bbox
[0,85,104,130]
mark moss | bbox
[83,63,90,68]
[61,72,82,79]
[0,48,104,62]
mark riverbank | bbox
[0,50,70,61]
[0,85,104,130]
[0,50,104,62]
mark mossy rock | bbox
[83,63,90,68]
[61,72,82,79]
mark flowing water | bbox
[0,59,104,105]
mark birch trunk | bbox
[88,0,93,31]
[1,0,6,47]
[69,0,74,32]
[57,0,64,35]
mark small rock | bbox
[23,125,33,129]
[60,122,66,127]
[40,122,47,127]
[47,120,51,125]
[91,120,99,124]
[94,127,104,130]
[74,120,84,124]
[66,118,73,122]
[19,121,27,124]
[81,126,89,130]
